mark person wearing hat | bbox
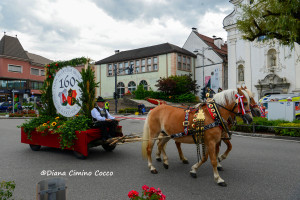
[287,97,292,102]
[91,96,120,140]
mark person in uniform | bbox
[105,100,110,112]
[91,96,119,140]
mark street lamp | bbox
[194,47,213,87]
[114,64,118,114]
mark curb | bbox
[232,131,300,141]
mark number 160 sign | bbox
[52,66,82,117]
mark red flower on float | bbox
[49,75,52,78]
[55,63,58,66]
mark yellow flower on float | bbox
[55,117,59,120]
[43,123,47,126]
[52,122,57,126]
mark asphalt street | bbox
[0,118,300,200]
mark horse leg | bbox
[147,137,158,174]
[157,137,171,169]
[208,141,227,186]
[216,141,224,171]
[155,133,164,162]
[189,146,208,178]
[218,139,232,164]
[175,142,189,164]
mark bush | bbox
[232,117,300,137]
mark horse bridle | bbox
[213,95,251,117]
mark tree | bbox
[155,74,199,95]
[236,0,300,48]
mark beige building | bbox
[95,43,196,98]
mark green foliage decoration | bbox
[0,181,16,200]
[77,63,99,119]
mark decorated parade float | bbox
[19,57,123,159]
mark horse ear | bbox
[241,86,245,90]
[244,86,248,89]
[237,87,243,95]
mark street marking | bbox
[116,116,146,121]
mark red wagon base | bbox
[21,126,123,159]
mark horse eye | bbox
[243,102,248,106]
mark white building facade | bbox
[183,28,228,97]
[224,0,300,101]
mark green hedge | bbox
[232,117,300,137]
[134,85,197,103]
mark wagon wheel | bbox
[29,144,41,151]
[73,151,87,160]
[102,143,116,152]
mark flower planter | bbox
[146,98,166,105]
[21,126,123,159]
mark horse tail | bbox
[142,115,150,159]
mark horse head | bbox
[235,88,253,124]
[242,86,261,117]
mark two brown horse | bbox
[142,88,253,186]
[155,87,261,171]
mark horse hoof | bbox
[217,167,224,171]
[163,164,169,169]
[182,160,189,164]
[218,182,227,187]
[151,169,158,174]
[190,172,197,178]
[156,158,162,162]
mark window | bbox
[135,66,140,73]
[14,80,20,88]
[117,82,125,98]
[141,59,146,72]
[147,58,151,65]
[20,80,26,88]
[8,64,22,73]
[153,64,158,71]
[0,80,7,88]
[119,63,123,74]
[128,81,136,92]
[177,55,182,70]
[238,65,244,82]
[125,62,129,74]
[31,68,39,75]
[108,64,113,76]
[147,65,152,72]
[7,80,14,88]
[187,57,191,71]
[31,82,39,89]
[136,60,140,66]
[141,66,146,72]
[153,57,157,64]
[177,55,191,71]
[182,56,186,70]
[139,80,148,90]
[40,70,45,76]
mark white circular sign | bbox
[52,66,82,117]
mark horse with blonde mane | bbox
[142,88,253,186]
[155,86,261,171]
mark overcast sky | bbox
[0,0,233,62]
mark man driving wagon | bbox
[91,96,120,141]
